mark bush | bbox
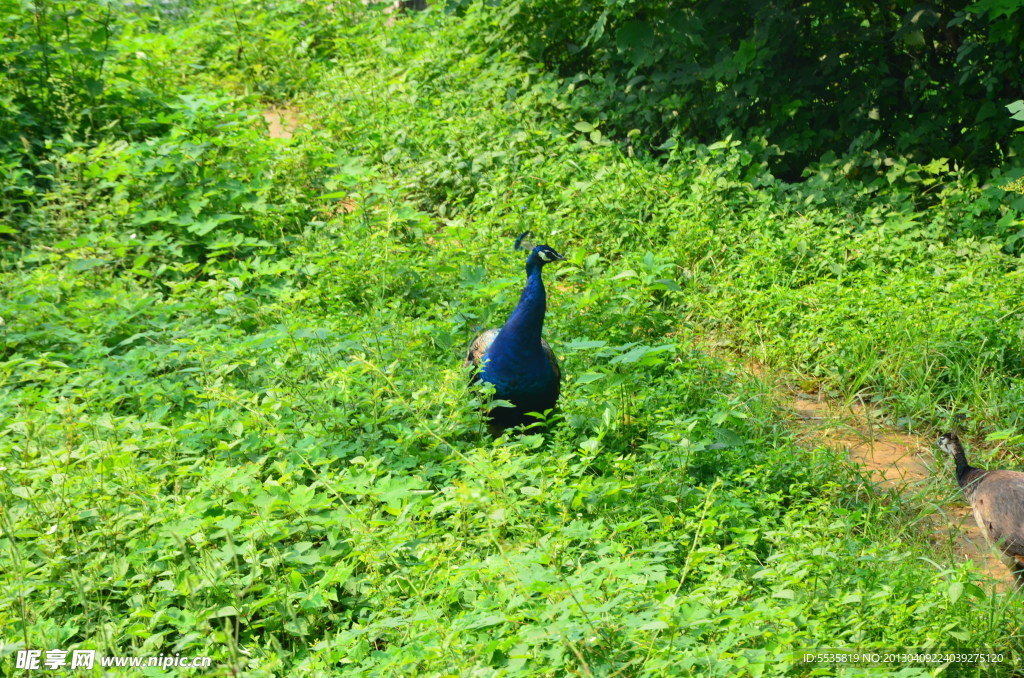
[465,0,1024,180]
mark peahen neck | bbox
[954,450,985,497]
[495,259,546,351]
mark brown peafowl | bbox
[937,431,1024,589]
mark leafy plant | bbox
[461,0,1024,181]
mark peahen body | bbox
[465,235,565,433]
[937,431,1024,589]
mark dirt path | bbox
[779,385,1015,592]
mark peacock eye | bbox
[538,250,551,261]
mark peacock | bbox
[465,232,566,434]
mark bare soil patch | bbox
[262,107,301,140]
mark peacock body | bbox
[465,237,565,432]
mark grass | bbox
[2,2,1024,676]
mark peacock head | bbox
[527,244,566,269]
[515,231,566,272]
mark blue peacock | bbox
[465,232,566,433]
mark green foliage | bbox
[4,2,1024,676]
[0,0,155,218]
[165,0,364,99]
[0,0,146,138]
[5,203,1022,672]
[0,0,358,246]
[463,0,1024,180]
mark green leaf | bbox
[615,21,655,56]
[609,344,674,365]
[639,620,669,631]
[564,339,607,350]
[1007,100,1024,122]
[187,214,243,236]
[465,614,506,630]
[948,581,964,604]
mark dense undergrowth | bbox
[469,0,1024,181]
[3,1,1024,676]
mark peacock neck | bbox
[501,262,548,342]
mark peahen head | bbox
[938,431,967,462]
